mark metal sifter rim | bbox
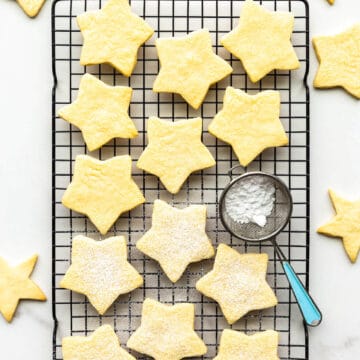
[219,171,293,242]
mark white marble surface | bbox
[0,0,359,358]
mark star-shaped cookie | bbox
[0,255,46,322]
[137,117,215,194]
[62,324,135,360]
[60,235,143,315]
[153,29,233,109]
[127,298,207,359]
[58,74,138,151]
[221,0,300,82]
[136,200,214,282]
[208,87,288,166]
[16,0,45,17]
[214,329,279,360]
[196,244,277,324]
[313,24,360,98]
[317,189,360,263]
[62,155,145,235]
[77,0,154,76]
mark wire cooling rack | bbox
[52,0,310,359]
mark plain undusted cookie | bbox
[137,117,215,194]
[153,29,233,109]
[221,0,299,82]
[208,87,288,167]
[62,324,135,360]
[77,0,154,76]
[127,298,207,360]
[0,255,46,322]
[60,235,143,315]
[214,329,280,360]
[317,189,360,263]
[327,0,334,5]
[136,199,214,282]
[62,155,145,235]
[313,24,360,98]
[196,244,277,324]
[16,0,45,17]
[58,74,138,151]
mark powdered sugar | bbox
[225,176,275,227]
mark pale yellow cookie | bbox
[153,29,233,109]
[16,0,45,17]
[221,0,300,83]
[62,324,135,360]
[77,0,154,76]
[208,87,288,166]
[62,155,145,235]
[317,189,360,263]
[127,298,207,360]
[136,200,214,282]
[137,117,215,194]
[0,255,46,322]
[196,244,277,324]
[313,24,360,99]
[58,74,137,151]
[60,235,143,315]
[214,329,280,360]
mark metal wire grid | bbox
[52,0,310,359]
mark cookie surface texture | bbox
[77,0,154,76]
[153,29,233,109]
[208,87,288,166]
[196,244,277,324]
[58,74,137,151]
[0,255,46,322]
[136,199,214,282]
[313,24,360,98]
[214,329,280,360]
[60,235,143,315]
[221,0,299,82]
[137,117,215,194]
[62,324,135,360]
[62,155,145,235]
[16,0,45,17]
[317,189,360,263]
[127,298,207,360]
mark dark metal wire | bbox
[52,0,310,359]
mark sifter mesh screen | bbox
[220,173,292,242]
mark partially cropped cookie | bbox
[137,200,214,282]
[153,29,233,109]
[16,0,45,17]
[209,87,288,166]
[196,244,277,324]
[77,0,154,76]
[0,255,46,322]
[317,189,360,263]
[221,0,299,82]
[214,329,280,360]
[313,24,360,99]
[127,298,207,359]
[60,235,143,315]
[62,155,145,235]
[62,324,135,360]
[137,117,215,194]
[58,74,138,151]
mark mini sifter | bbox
[219,166,322,327]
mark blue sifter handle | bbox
[282,261,322,326]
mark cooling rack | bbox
[52,0,310,358]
